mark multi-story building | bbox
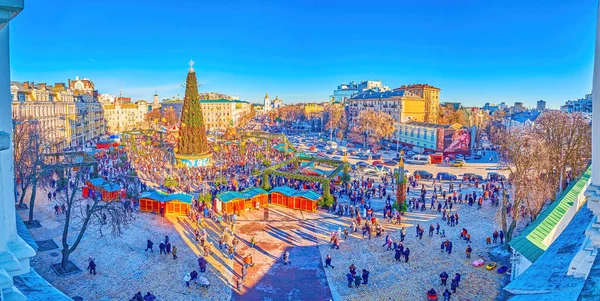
[393,121,471,155]
[11,80,106,149]
[561,93,592,113]
[395,84,441,123]
[347,84,440,125]
[331,81,358,103]
[537,100,546,111]
[102,100,149,133]
[512,102,525,113]
[358,80,390,93]
[201,99,252,132]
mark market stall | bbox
[269,186,297,208]
[101,183,122,201]
[138,190,168,213]
[291,190,320,212]
[242,187,269,209]
[215,191,246,215]
[164,193,193,215]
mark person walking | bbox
[172,245,178,260]
[404,247,410,262]
[159,241,166,255]
[145,239,154,252]
[250,236,255,249]
[466,245,472,258]
[401,227,406,242]
[451,279,457,293]
[447,241,453,254]
[493,230,499,243]
[166,242,172,254]
[87,258,96,275]
[324,255,334,269]
[499,230,504,244]
[354,274,362,288]
[443,289,452,301]
[283,251,290,265]
[184,273,191,289]
[241,264,248,281]
[346,273,354,288]
[454,273,461,288]
[198,257,207,273]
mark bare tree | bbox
[350,110,396,147]
[494,127,551,249]
[324,104,344,140]
[52,161,131,271]
[534,111,591,194]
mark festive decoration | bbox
[177,60,210,156]
[395,151,407,212]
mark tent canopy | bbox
[293,190,321,201]
[88,178,106,187]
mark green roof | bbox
[509,165,591,263]
[270,186,297,197]
[293,190,321,201]
[165,193,193,204]
[242,187,268,198]
[200,98,249,104]
[217,191,247,203]
[88,178,106,187]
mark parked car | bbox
[406,154,430,165]
[383,160,397,166]
[450,159,465,167]
[349,150,357,156]
[358,154,371,160]
[326,150,334,155]
[332,156,342,160]
[371,154,382,160]
[356,161,370,167]
[487,172,507,181]
[456,154,465,160]
[436,172,457,181]
[462,173,483,181]
[413,170,433,179]
[372,160,383,166]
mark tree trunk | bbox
[18,182,28,206]
[505,219,517,251]
[61,246,71,269]
[558,168,564,195]
[27,177,38,224]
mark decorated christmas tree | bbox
[178,60,210,156]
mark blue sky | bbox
[8,0,598,108]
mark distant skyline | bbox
[8,0,598,109]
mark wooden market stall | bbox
[101,183,122,202]
[270,186,297,208]
[242,187,269,209]
[86,178,106,192]
[164,193,193,215]
[291,190,320,212]
[215,191,246,215]
[138,191,168,213]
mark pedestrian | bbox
[354,274,362,288]
[447,241,453,254]
[324,254,334,268]
[466,245,472,258]
[184,273,191,289]
[436,223,440,234]
[429,224,434,237]
[401,227,406,242]
[250,236,255,249]
[440,271,449,286]
[346,273,354,288]
[499,230,504,244]
[133,292,143,301]
[443,289,452,301]
[159,241,166,255]
[198,256,207,273]
[172,245,178,260]
[166,242,172,254]
[283,251,290,265]
[404,247,410,262]
[54,204,59,215]
[190,270,198,284]
[362,269,370,285]
[87,258,96,275]
[159,206,165,217]
[145,239,154,252]
[486,237,491,245]
[143,292,156,301]
[454,273,461,287]
[493,230,498,243]
[441,241,446,252]
[241,264,248,281]
[451,279,457,293]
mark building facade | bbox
[162,99,252,132]
[347,88,433,124]
[537,100,546,111]
[102,100,149,133]
[331,81,358,102]
[263,93,282,112]
[11,80,106,149]
[393,121,471,155]
[395,84,441,123]
[561,93,592,113]
[0,2,37,299]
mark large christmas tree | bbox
[177,61,210,156]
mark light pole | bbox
[396,123,400,153]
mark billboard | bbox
[443,128,470,154]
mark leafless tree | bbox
[53,161,132,270]
[534,111,591,194]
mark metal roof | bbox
[165,193,194,204]
[88,178,106,187]
[242,187,268,198]
[509,165,591,263]
[270,186,297,196]
[293,190,321,201]
[217,191,247,203]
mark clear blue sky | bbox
[8,0,598,108]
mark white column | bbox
[569,1,600,278]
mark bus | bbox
[429,153,443,164]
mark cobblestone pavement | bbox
[317,179,508,301]
[20,176,507,301]
[20,186,233,301]
[230,208,332,301]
